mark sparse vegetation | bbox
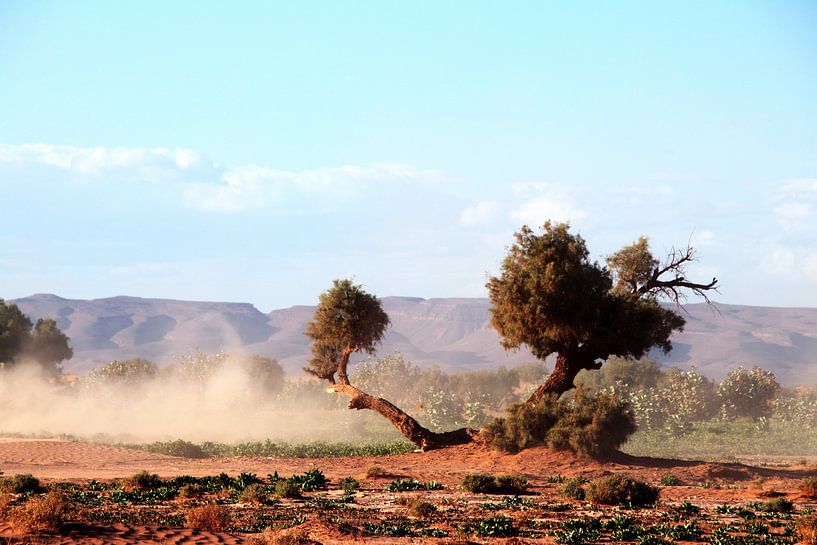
[0,473,41,494]
[461,473,527,494]
[185,503,231,531]
[561,477,586,500]
[8,490,72,533]
[801,477,817,500]
[798,514,817,545]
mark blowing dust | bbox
[0,358,390,444]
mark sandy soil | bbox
[1,438,815,544]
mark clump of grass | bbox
[274,480,301,499]
[659,475,682,486]
[185,504,231,531]
[560,477,586,500]
[123,470,164,491]
[798,514,817,545]
[238,483,269,504]
[251,526,313,545]
[461,473,527,494]
[407,497,437,517]
[760,497,794,513]
[366,465,386,478]
[340,477,359,494]
[9,490,72,533]
[586,475,660,506]
[801,478,817,500]
[139,439,208,459]
[0,474,42,494]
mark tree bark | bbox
[526,350,602,404]
[328,383,476,451]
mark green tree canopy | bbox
[0,299,72,375]
[487,222,716,400]
[304,279,390,384]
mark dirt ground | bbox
[1,438,815,544]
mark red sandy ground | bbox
[1,438,815,544]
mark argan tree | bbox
[0,299,73,376]
[305,279,474,450]
[487,222,717,403]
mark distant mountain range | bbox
[10,294,817,386]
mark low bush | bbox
[0,474,42,494]
[760,497,793,513]
[9,490,71,533]
[798,514,817,545]
[185,504,231,531]
[461,473,527,494]
[365,466,386,478]
[407,498,437,517]
[123,470,164,491]
[560,477,586,500]
[472,515,516,537]
[287,469,326,492]
[801,477,817,500]
[252,526,313,545]
[274,480,301,499]
[586,475,660,506]
[480,390,635,458]
[178,483,205,499]
[238,483,268,504]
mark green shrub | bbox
[340,477,359,494]
[586,475,659,506]
[556,519,602,544]
[287,469,326,492]
[560,477,586,500]
[461,473,527,494]
[718,366,780,420]
[481,390,635,458]
[0,474,42,494]
[142,440,208,459]
[274,480,301,499]
[659,474,682,486]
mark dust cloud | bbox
[0,358,390,444]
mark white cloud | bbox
[760,244,817,283]
[184,162,436,213]
[508,183,586,225]
[772,178,817,233]
[0,143,436,213]
[0,143,200,178]
[691,229,717,247]
[459,200,499,226]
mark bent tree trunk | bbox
[526,351,601,404]
[329,384,476,451]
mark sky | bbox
[1,1,816,311]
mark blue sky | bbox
[1,1,816,310]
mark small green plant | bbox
[473,515,516,537]
[659,474,682,486]
[555,519,602,544]
[288,469,326,492]
[340,477,359,494]
[560,477,586,500]
[586,475,660,506]
[386,479,423,492]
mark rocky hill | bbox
[10,294,817,385]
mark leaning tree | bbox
[487,222,718,403]
[304,279,475,450]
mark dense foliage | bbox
[0,299,72,375]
